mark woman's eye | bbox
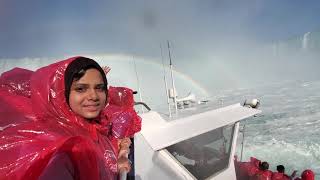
[95,85,106,92]
[75,87,86,93]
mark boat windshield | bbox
[166,124,234,180]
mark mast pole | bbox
[160,44,172,117]
[167,40,178,114]
[133,56,144,113]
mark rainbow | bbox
[91,53,210,97]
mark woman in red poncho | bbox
[0,56,141,180]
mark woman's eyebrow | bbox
[96,83,106,86]
[74,83,88,85]
[72,83,89,87]
[96,84,107,88]
[73,83,105,87]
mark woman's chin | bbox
[82,111,100,119]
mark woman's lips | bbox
[83,104,100,111]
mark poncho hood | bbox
[0,57,117,180]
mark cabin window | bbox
[166,124,234,180]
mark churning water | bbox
[226,81,320,179]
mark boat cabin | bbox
[133,103,261,180]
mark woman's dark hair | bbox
[64,57,108,104]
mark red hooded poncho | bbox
[0,57,141,180]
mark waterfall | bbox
[302,32,311,50]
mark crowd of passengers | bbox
[235,156,315,180]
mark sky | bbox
[1,0,320,92]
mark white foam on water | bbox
[237,138,320,178]
[236,81,320,179]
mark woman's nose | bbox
[88,89,99,100]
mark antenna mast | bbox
[167,40,178,114]
[160,44,172,117]
[133,56,144,113]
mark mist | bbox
[1,0,320,94]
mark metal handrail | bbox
[134,102,151,111]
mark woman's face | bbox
[68,68,107,119]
